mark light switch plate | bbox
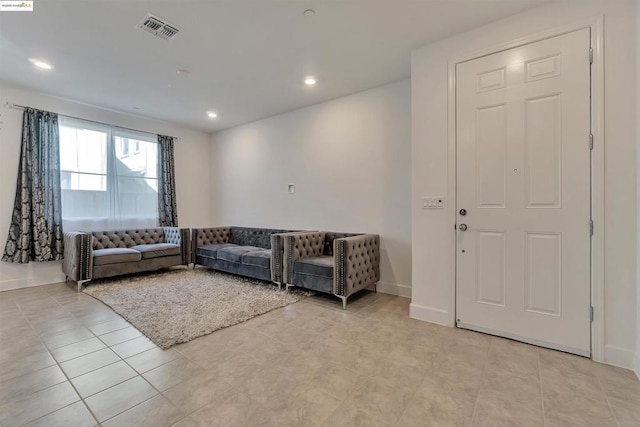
[288,184,295,194]
[422,197,444,209]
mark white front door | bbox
[455,28,591,356]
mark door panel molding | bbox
[525,232,562,316]
[524,94,562,208]
[475,230,507,307]
[447,16,604,361]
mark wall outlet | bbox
[422,197,444,209]
[288,184,295,194]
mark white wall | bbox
[411,0,637,368]
[211,80,412,296]
[0,84,213,291]
[635,0,640,379]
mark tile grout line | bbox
[594,373,622,427]
[53,285,176,425]
[392,343,437,426]
[11,286,627,426]
[42,286,122,426]
[98,392,162,425]
[76,303,172,426]
[468,335,493,426]
[12,294,102,427]
[29,285,156,425]
[93,317,204,424]
[537,347,547,427]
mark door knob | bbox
[459,209,467,216]
[459,224,468,231]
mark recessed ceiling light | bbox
[206,111,218,118]
[176,69,190,75]
[29,58,53,70]
[303,9,315,17]
[304,77,316,86]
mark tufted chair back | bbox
[91,229,165,249]
[323,232,359,256]
[230,227,291,249]
[193,227,231,247]
[291,231,326,259]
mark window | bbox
[59,118,159,231]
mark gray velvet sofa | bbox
[62,227,190,291]
[192,226,300,285]
[283,231,380,308]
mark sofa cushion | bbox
[292,256,334,293]
[131,243,180,260]
[292,271,333,294]
[293,256,334,278]
[197,243,236,259]
[93,248,142,266]
[241,249,272,269]
[218,246,262,263]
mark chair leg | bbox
[285,283,294,294]
[337,295,347,310]
[77,279,90,293]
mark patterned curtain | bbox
[157,134,178,226]
[2,108,63,263]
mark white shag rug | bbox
[83,269,310,349]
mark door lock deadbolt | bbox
[459,209,467,216]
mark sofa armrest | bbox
[163,227,190,265]
[283,231,326,284]
[270,232,304,284]
[270,233,285,284]
[333,234,380,298]
[62,232,93,282]
[191,227,231,263]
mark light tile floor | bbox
[0,281,639,426]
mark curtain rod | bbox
[3,101,180,140]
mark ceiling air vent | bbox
[136,13,181,41]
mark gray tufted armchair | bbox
[283,231,380,309]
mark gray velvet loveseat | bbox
[283,231,380,308]
[192,226,301,285]
[62,227,190,291]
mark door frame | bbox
[447,16,604,361]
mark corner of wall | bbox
[376,281,412,298]
[409,303,451,326]
[635,0,640,381]
[604,344,637,370]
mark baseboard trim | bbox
[0,276,65,292]
[603,344,636,370]
[375,281,411,298]
[0,260,64,292]
[409,303,451,326]
[634,352,640,380]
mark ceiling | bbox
[0,0,550,132]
